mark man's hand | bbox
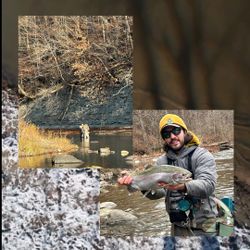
[117,175,133,185]
[158,182,186,191]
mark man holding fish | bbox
[118,114,218,236]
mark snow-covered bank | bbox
[2,88,250,249]
[2,90,100,249]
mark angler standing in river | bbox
[118,113,218,236]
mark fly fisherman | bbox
[118,114,218,236]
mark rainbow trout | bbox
[128,165,192,192]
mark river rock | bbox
[100,208,138,224]
[124,155,134,162]
[121,150,129,157]
[52,154,83,165]
[99,147,111,154]
[100,188,109,194]
[100,202,117,209]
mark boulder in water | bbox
[52,154,83,165]
[100,208,137,225]
[100,202,117,209]
[121,150,129,157]
[99,147,110,154]
[98,147,115,156]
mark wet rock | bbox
[100,208,138,225]
[100,202,117,209]
[100,188,109,194]
[51,154,83,165]
[124,155,134,163]
[98,147,115,156]
[121,150,129,157]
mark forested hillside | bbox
[19,16,132,99]
[18,16,133,128]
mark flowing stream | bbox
[19,130,133,169]
[100,148,234,237]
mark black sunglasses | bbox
[161,127,182,139]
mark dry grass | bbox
[18,119,78,157]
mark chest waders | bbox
[167,148,234,236]
[166,148,196,235]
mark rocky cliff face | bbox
[19,83,133,129]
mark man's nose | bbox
[170,132,177,139]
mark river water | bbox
[100,148,234,237]
[19,130,133,169]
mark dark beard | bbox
[163,132,193,153]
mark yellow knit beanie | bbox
[159,114,200,145]
[159,114,188,132]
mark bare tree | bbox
[133,110,233,154]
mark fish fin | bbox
[143,189,152,197]
[127,184,139,193]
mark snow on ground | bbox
[2,89,250,249]
[2,90,99,249]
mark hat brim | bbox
[162,124,181,129]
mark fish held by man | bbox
[127,165,192,192]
